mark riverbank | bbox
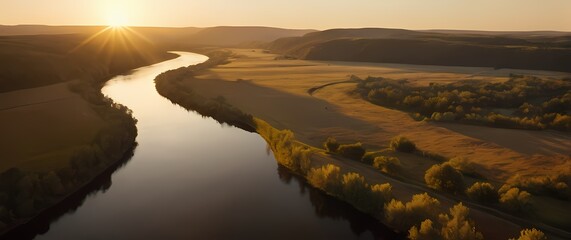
[0,39,176,236]
[153,50,571,239]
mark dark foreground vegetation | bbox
[155,51,256,131]
[0,80,138,234]
[268,28,571,73]
[154,52,549,240]
[0,33,173,92]
[354,75,571,131]
[0,31,172,234]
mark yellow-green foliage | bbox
[448,157,482,178]
[373,156,401,175]
[357,75,571,131]
[425,162,465,194]
[323,137,340,153]
[499,186,532,212]
[408,219,441,240]
[408,203,483,240]
[507,172,571,200]
[342,173,373,211]
[337,142,366,160]
[390,136,417,153]
[438,203,483,240]
[509,228,547,240]
[465,182,497,204]
[370,183,393,213]
[256,119,314,174]
[308,166,394,216]
[385,193,441,231]
[307,164,342,194]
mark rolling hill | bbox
[268,28,571,72]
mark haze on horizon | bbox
[1,0,570,31]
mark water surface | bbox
[29,52,397,240]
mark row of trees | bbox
[424,160,534,213]
[154,54,549,239]
[155,51,256,132]
[0,80,138,232]
[355,75,571,131]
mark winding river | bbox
[24,52,397,239]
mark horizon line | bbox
[1,24,571,33]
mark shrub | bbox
[425,162,465,194]
[324,137,340,153]
[361,152,381,165]
[373,156,401,175]
[438,203,483,240]
[465,182,497,203]
[370,183,393,213]
[431,112,456,121]
[291,145,313,174]
[390,136,416,153]
[551,114,571,130]
[408,219,440,240]
[448,157,482,178]
[385,193,440,231]
[507,172,571,200]
[307,164,342,194]
[499,186,532,212]
[509,228,547,240]
[338,142,366,160]
[341,172,372,211]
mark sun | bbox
[106,10,128,28]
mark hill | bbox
[0,25,315,49]
[0,30,172,92]
[268,28,571,72]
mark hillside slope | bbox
[268,28,571,72]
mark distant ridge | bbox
[268,28,571,73]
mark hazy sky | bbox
[1,0,570,31]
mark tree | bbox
[425,162,465,193]
[324,137,340,153]
[307,164,341,194]
[509,228,547,240]
[373,156,401,175]
[385,193,441,231]
[338,142,366,160]
[409,219,441,240]
[466,182,497,203]
[390,136,417,153]
[499,187,532,212]
[439,203,483,240]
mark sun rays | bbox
[69,26,157,68]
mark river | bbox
[23,52,397,239]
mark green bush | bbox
[370,183,393,213]
[448,157,482,178]
[438,203,483,240]
[408,219,440,240]
[373,156,401,175]
[425,162,465,194]
[307,164,342,194]
[509,228,547,240]
[385,193,441,231]
[390,136,416,153]
[361,152,381,165]
[324,137,340,153]
[507,172,571,200]
[409,203,483,240]
[341,172,373,211]
[499,186,532,212]
[338,142,366,160]
[465,182,497,203]
[355,75,571,131]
